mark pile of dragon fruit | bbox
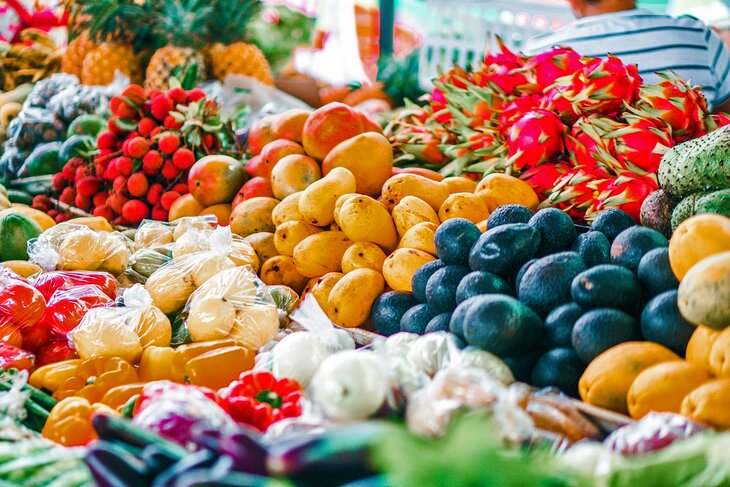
[386,42,730,222]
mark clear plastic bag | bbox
[605,412,706,456]
[0,269,46,331]
[5,108,66,152]
[181,266,280,351]
[23,73,80,110]
[171,225,260,271]
[46,83,109,123]
[43,284,114,336]
[69,284,172,363]
[32,270,118,301]
[134,215,216,250]
[28,224,133,276]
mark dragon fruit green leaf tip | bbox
[385,42,722,223]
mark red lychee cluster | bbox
[48,84,221,227]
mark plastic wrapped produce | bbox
[605,412,706,455]
[43,284,114,336]
[23,74,80,109]
[133,382,237,448]
[28,224,132,276]
[183,266,279,350]
[133,216,216,249]
[33,271,118,302]
[0,269,46,332]
[5,108,65,151]
[47,84,108,123]
[0,146,25,181]
[69,285,171,363]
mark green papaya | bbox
[66,115,106,139]
[6,190,33,205]
[23,142,62,177]
[0,213,42,261]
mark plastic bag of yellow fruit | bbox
[133,215,217,250]
[70,284,172,363]
[181,265,280,351]
[144,226,252,314]
[28,224,132,276]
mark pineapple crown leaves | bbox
[80,0,154,46]
[208,0,262,45]
[150,0,213,49]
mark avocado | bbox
[425,312,452,333]
[434,218,482,265]
[400,304,439,334]
[411,260,446,303]
[371,291,421,336]
[528,208,577,256]
[610,226,668,272]
[544,302,584,349]
[455,271,513,304]
[641,290,695,357]
[531,348,585,398]
[640,189,676,238]
[450,297,479,339]
[462,294,544,357]
[487,204,533,230]
[572,231,610,268]
[515,258,537,291]
[571,308,641,363]
[468,223,541,277]
[571,264,642,313]
[637,248,679,297]
[517,252,586,317]
[591,208,635,242]
[503,350,543,383]
[425,265,471,312]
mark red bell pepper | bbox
[35,341,78,367]
[43,285,113,336]
[33,271,117,302]
[0,342,34,370]
[0,271,46,330]
[218,371,303,432]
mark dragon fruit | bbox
[546,166,613,219]
[591,171,659,221]
[552,56,642,117]
[526,47,584,91]
[565,116,620,169]
[609,120,674,174]
[506,110,566,170]
[499,95,542,133]
[628,74,711,142]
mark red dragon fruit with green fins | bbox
[627,73,711,142]
[608,119,674,174]
[525,47,584,91]
[499,95,542,134]
[712,112,730,128]
[547,166,613,219]
[506,109,566,170]
[521,161,571,198]
[591,171,659,222]
[565,116,620,169]
[552,56,642,117]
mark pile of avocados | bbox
[371,206,694,398]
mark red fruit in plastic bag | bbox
[0,324,23,348]
[33,271,118,301]
[43,285,113,335]
[0,343,34,371]
[0,272,46,329]
[21,321,52,352]
[605,412,705,455]
[35,340,78,367]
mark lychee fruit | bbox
[142,150,164,174]
[168,87,186,105]
[164,115,183,130]
[113,216,130,227]
[138,117,157,137]
[75,193,92,211]
[150,96,174,121]
[124,136,150,159]
[146,183,163,206]
[107,118,128,135]
[97,131,117,150]
[127,173,149,197]
[104,159,121,181]
[93,191,108,207]
[108,193,128,214]
[121,84,145,105]
[160,191,180,211]
[113,176,127,193]
[161,160,180,179]
[151,205,168,221]
[122,199,150,224]
[93,205,115,221]
[158,133,180,155]
[148,89,164,101]
[75,165,90,182]
[77,176,100,198]
[172,148,195,170]
[115,157,134,176]
[172,183,188,195]
[52,173,67,190]
[59,187,75,205]
[186,88,206,102]
[32,195,51,212]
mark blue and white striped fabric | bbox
[524,9,730,109]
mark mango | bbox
[229,197,279,237]
[293,231,352,278]
[681,379,730,429]
[669,214,730,281]
[270,154,322,200]
[272,192,304,226]
[397,222,438,256]
[299,167,357,227]
[687,325,721,368]
[438,192,490,223]
[678,251,730,329]
[321,132,393,197]
[476,173,539,212]
[274,221,322,256]
[342,242,387,273]
[382,248,436,292]
[392,196,440,237]
[337,195,398,253]
[442,176,477,194]
[308,272,344,309]
[302,102,364,160]
[326,268,385,328]
[259,255,309,294]
[380,173,449,212]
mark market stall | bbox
[0,0,730,485]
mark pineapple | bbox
[61,31,97,78]
[205,0,273,85]
[74,0,150,86]
[145,0,210,90]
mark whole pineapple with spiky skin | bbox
[74,0,150,86]
[145,0,210,90]
[205,0,273,85]
[61,31,97,78]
